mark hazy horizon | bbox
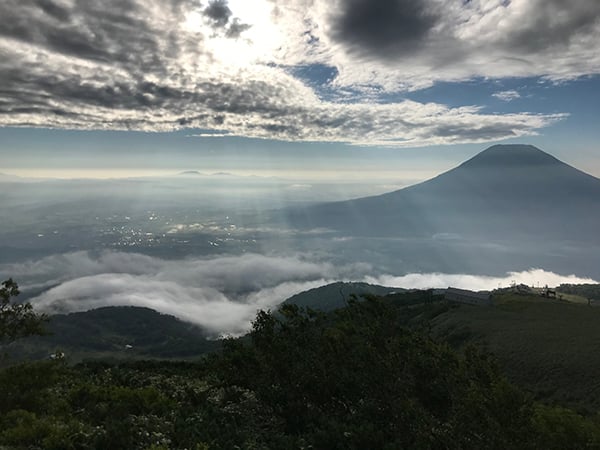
[2,143,600,335]
[1,0,600,334]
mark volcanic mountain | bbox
[284,144,600,242]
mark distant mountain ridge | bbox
[283,144,600,242]
[0,172,28,182]
[177,170,206,176]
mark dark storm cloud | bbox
[331,0,439,57]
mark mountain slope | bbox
[284,144,600,241]
[5,306,220,362]
[282,281,402,311]
[430,292,600,413]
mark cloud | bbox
[366,269,597,292]
[31,273,331,337]
[331,0,440,58]
[2,251,354,335]
[504,0,600,54]
[202,0,251,37]
[204,0,233,28]
[0,0,572,146]
[0,0,184,74]
[492,90,521,102]
[2,251,596,336]
[270,0,600,91]
[225,18,252,39]
[187,133,229,138]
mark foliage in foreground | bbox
[1,278,47,344]
[1,297,600,449]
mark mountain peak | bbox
[459,144,563,169]
[178,170,205,176]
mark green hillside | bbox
[5,306,220,363]
[5,285,600,448]
[4,297,600,449]
[428,293,600,413]
[283,281,402,311]
[557,283,600,302]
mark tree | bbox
[0,279,47,343]
[212,299,540,448]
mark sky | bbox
[1,0,600,180]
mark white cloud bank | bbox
[2,251,360,336]
[0,0,589,146]
[367,269,597,292]
[1,251,596,336]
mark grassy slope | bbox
[430,293,600,413]
[283,281,401,311]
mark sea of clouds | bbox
[1,250,596,336]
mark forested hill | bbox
[5,306,219,362]
[282,281,401,311]
[3,294,600,448]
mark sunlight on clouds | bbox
[0,0,596,144]
[183,0,281,66]
[182,10,205,33]
[227,0,282,59]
